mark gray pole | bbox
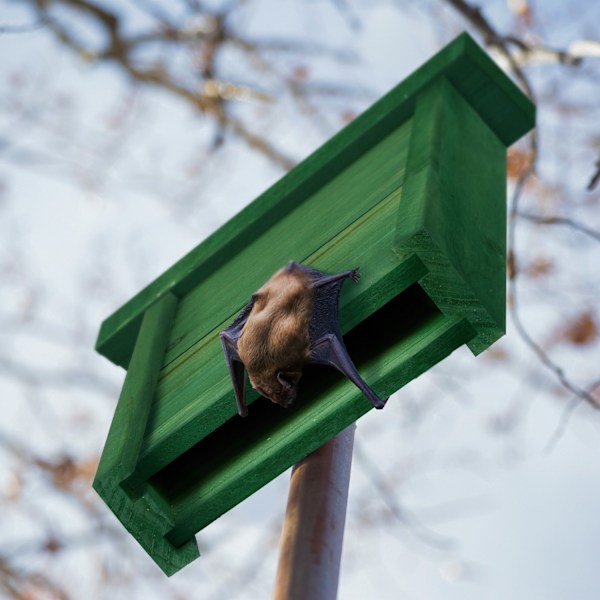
[274,424,356,600]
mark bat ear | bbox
[277,370,301,405]
[277,371,293,390]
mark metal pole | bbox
[274,424,356,600]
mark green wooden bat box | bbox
[93,33,535,575]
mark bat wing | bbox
[220,300,254,417]
[307,267,388,409]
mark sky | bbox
[1,1,600,599]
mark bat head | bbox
[251,368,303,408]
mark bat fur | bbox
[237,265,313,407]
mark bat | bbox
[220,261,388,417]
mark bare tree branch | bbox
[445,0,600,70]
[443,0,536,99]
[508,168,600,410]
[588,158,600,191]
[0,558,69,600]
[518,211,600,243]
[353,440,455,549]
[27,0,298,169]
[444,0,600,413]
[545,378,600,454]
[1,2,599,595]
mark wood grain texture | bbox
[95,32,534,369]
[131,187,420,486]
[395,77,507,354]
[161,120,411,369]
[95,293,177,485]
[93,293,200,574]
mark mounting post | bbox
[274,425,356,600]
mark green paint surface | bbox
[95,32,534,369]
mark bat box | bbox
[93,33,535,575]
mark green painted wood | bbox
[93,293,200,574]
[94,293,178,484]
[93,33,535,576]
[395,77,507,354]
[95,32,535,370]
[130,184,419,487]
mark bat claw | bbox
[372,397,388,409]
[350,268,360,283]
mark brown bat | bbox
[220,261,387,417]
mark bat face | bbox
[220,261,388,417]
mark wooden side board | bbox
[395,77,507,355]
[93,33,535,575]
[93,294,200,574]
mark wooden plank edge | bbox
[92,294,200,575]
[450,32,536,146]
[93,474,199,576]
[394,76,516,354]
[95,293,178,481]
[397,228,504,356]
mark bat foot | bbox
[350,268,360,283]
[371,396,388,410]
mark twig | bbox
[588,158,600,191]
[444,0,600,70]
[443,0,535,99]
[508,168,600,410]
[545,378,600,453]
[353,439,455,549]
[0,558,69,600]
[518,211,600,243]
[445,0,600,414]
[0,528,105,560]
